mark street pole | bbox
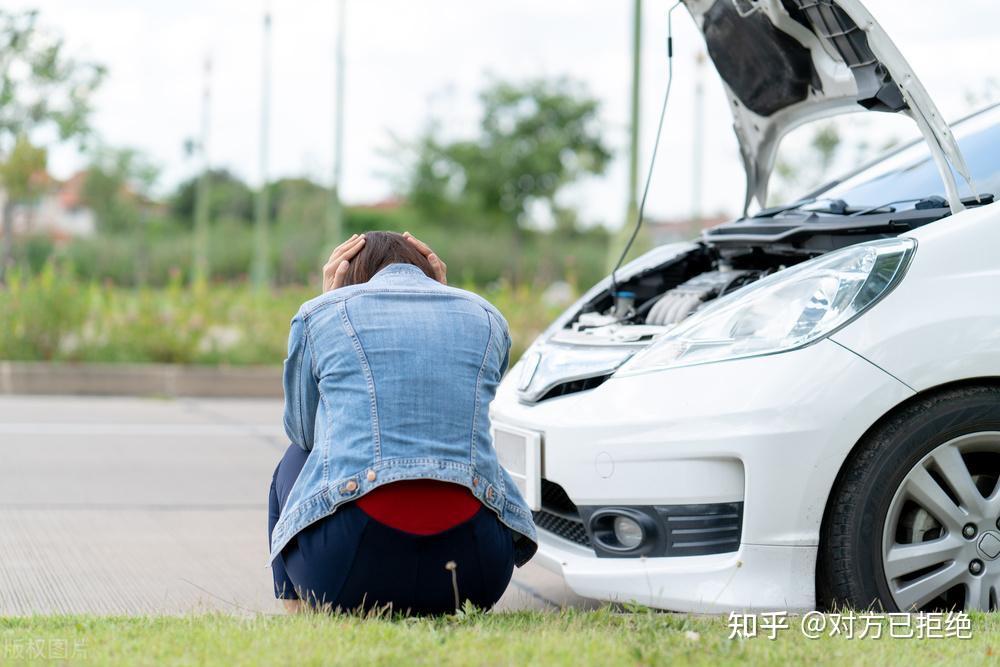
[252,7,273,288]
[691,51,706,235]
[325,0,346,259]
[609,0,643,271]
[193,55,212,284]
[626,0,642,232]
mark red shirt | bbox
[355,479,482,535]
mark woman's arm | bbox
[282,314,320,451]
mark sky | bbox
[15,0,1000,228]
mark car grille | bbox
[537,374,612,402]
[532,479,591,548]
[532,510,590,546]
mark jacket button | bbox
[344,480,358,493]
[366,470,376,482]
[486,488,494,501]
[472,478,479,487]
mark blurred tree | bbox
[770,121,842,206]
[0,9,105,282]
[83,146,160,285]
[82,146,160,234]
[403,78,612,243]
[270,177,328,228]
[0,135,47,224]
[170,169,254,226]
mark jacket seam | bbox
[337,301,382,462]
[302,315,331,481]
[294,316,309,447]
[488,311,509,498]
[470,306,493,467]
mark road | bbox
[0,395,595,615]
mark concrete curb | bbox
[0,361,282,398]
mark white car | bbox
[491,0,1000,613]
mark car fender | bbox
[831,200,1000,391]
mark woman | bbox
[268,231,537,615]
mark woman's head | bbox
[341,231,436,286]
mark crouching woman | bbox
[267,231,537,615]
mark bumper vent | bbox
[658,503,743,557]
[532,479,591,548]
[537,374,612,403]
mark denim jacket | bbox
[269,263,537,566]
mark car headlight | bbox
[617,237,915,375]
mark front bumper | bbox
[535,530,818,612]
[491,339,914,611]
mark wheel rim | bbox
[882,431,1000,612]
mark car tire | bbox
[818,383,1000,612]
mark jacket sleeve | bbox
[282,314,320,451]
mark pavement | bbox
[0,395,596,616]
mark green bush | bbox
[12,205,611,290]
[0,265,570,366]
[0,265,90,361]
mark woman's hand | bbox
[323,234,365,292]
[403,232,448,285]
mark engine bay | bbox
[557,244,811,346]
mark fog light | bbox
[613,516,643,549]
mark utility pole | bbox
[193,55,212,283]
[252,6,273,288]
[691,51,706,234]
[325,0,347,258]
[625,0,642,232]
[609,0,643,270]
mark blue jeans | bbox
[268,444,515,614]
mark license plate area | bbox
[492,424,542,510]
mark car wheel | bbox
[819,384,1000,612]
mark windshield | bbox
[790,105,1000,213]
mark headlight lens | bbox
[617,238,915,375]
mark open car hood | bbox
[684,0,974,214]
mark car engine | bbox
[642,269,762,326]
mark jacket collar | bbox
[368,262,434,284]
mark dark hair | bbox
[342,231,435,286]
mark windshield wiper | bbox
[847,194,996,216]
[752,197,848,218]
[847,197,929,216]
[754,191,992,220]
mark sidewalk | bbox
[0,396,595,615]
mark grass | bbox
[2,609,999,666]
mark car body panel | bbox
[492,339,913,610]
[535,538,818,612]
[494,339,912,547]
[831,200,1000,390]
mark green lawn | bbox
[2,609,998,666]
